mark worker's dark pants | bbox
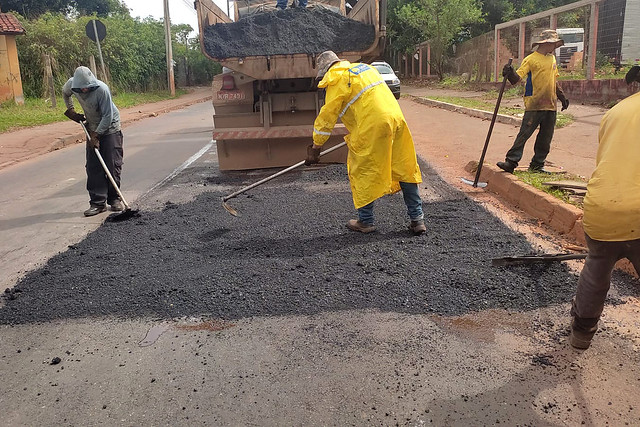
[504,110,556,169]
[573,234,640,322]
[85,131,123,207]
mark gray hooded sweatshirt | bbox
[62,66,121,135]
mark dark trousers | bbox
[505,110,556,169]
[85,131,123,206]
[573,234,640,320]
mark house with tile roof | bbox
[0,12,26,104]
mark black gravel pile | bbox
[0,163,586,325]
[203,8,376,58]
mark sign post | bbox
[85,19,108,84]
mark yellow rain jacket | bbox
[313,61,422,209]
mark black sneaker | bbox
[496,161,515,173]
[110,200,124,212]
[84,205,107,217]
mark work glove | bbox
[502,64,520,85]
[87,131,100,150]
[559,95,570,111]
[304,144,321,166]
[64,108,85,123]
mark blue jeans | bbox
[277,0,306,8]
[357,182,424,225]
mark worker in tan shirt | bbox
[569,65,640,350]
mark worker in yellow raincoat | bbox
[305,51,426,235]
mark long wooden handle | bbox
[93,148,130,209]
[473,57,513,187]
[222,141,347,202]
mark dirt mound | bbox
[203,7,376,58]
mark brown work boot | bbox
[569,317,599,350]
[346,219,376,234]
[408,219,426,235]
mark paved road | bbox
[0,101,214,290]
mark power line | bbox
[178,0,198,15]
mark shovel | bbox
[79,122,140,222]
[222,141,347,216]
[461,58,513,188]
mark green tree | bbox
[15,12,221,97]
[391,0,483,79]
[172,24,222,86]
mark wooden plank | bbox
[542,180,587,190]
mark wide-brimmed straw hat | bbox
[316,51,341,79]
[532,29,564,49]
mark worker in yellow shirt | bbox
[305,51,425,235]
[569,65,640,350]
[497,30,569,173]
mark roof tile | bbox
[0,13,26,35]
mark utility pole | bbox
[163,0,176,96]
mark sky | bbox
[122,0,232,33]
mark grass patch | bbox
[515,169,586,208]
[555,112,574,128]
[426,95,574,128]
[0,89,187,133]
[427,95,522,116]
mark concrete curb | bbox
[407,95,522,127]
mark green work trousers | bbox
[505,110,556,169]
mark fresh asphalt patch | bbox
[1,162,633,325]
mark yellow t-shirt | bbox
[583,91,640,241]
[516,51,559,111]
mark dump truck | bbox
[194,0,387,170]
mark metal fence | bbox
[404,0,639,82]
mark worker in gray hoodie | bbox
[62,66,124,217]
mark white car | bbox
[371,61,401,99]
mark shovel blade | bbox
[460,177,488,188]
[106,209,140,222]
[222,201,238,217]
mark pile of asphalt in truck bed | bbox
[203,7,376,58]
[0,161,595,325]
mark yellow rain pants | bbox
[313,61,422,209]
